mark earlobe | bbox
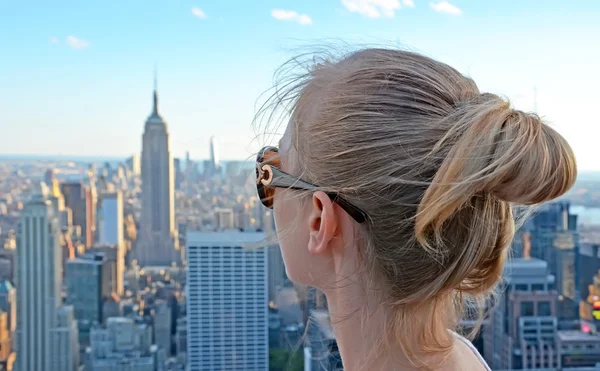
[307,191,337,255]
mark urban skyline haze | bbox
[2,0,599,170]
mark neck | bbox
[324,285,421,371]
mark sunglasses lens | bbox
[256,147,279,209]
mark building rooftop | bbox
[558,330,600,342]
[187,230,266,244]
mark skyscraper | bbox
[15,196,67,371]
[98,191,124,247]
[186,231,268,371]
[66,253,112,346]
[60,181,96,247]
[137,83,180,267]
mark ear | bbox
[307,191,338,255]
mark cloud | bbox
[271,9,312,25]
[191,7,206,19]
[66,36,90,49]
[49,36,59,45]
[429,1,462,15]
[341,0,414,18]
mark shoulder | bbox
[450,331,491,371]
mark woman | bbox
[255,48,576,370]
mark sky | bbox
[1,0,599,170]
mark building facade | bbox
[136,86,180,267]
[98,191,124,247]
[186,231,268,371]
[484,258,559,370]
[15,198,64,371]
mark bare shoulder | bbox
[442,332,490,371]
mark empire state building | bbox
[136,85,180,266]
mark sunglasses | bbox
[255,146,368,223]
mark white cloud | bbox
[341,0,403,18]
[191,7,207,19]
[66,36,90,49]
[271,9,312,25]
[49,36,59,44]
[402,0,415,7]
[429,1,462,15]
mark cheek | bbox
[273,191,312,285]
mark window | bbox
[515,284,528,291]
[532,284,544,291]
[521,301,535,316]
[538,301,552,316]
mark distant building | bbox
[125,153,141,176]
[483,258,558,370]
[15,197,77,371]
[52,306,79,371]
[186,231,268,370]
[88,244,125,296]
[85,317,164,371]
[153,300,172,358]
[61,182,96,247]
[98,191,124,247]
[516,202,580,319]
[557,330,600,368]
[66,253,112,346]
[136,84,180,267]
[213,208,235,230]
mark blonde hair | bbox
[261,47,577,367]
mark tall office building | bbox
[61,181,96,247]
[516,201,580,319]
[66,253,112,347]
[137,83,180,267]
[88,244,125,296]
[186,231,268,371]
[98,191,124,247]
[153,300,172,357]
[483,258,558,370]
[52,305,80,371]
[15,197,69,371]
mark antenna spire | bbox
[152,65,158,115]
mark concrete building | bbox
[66,252,112,346]
[88,244,125,296]
[60,181,96,247]
[85,317,164,371]
[557,330,600,369]
[98,191,124,247]
[15,196,77,371]
[52,306,79,371]
[484,258,559,370]
[153,300,172,357]
[186,231,268,371]
[137,84,180,267]
[213,208,235,230]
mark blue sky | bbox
[1,0,599,169]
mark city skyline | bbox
[2,1,600,170]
